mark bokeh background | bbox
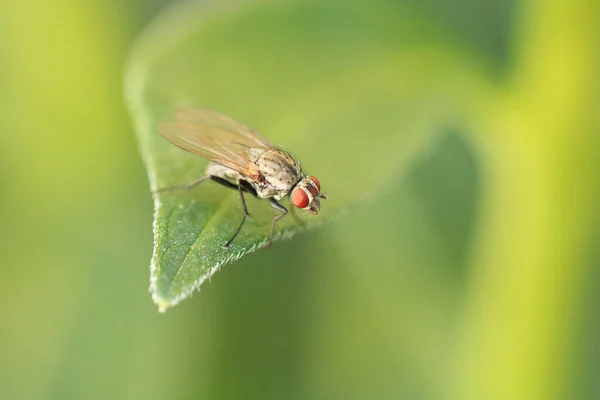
[1,1,598,399]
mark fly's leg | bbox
[155,175,243,194]
[224,180,250,248]
[154,176,210,193]
[155,175,252,248]
[208,176,242,192]
[266,199,288,247]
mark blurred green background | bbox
[1,0,598,399]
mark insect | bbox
[157,107,326,248]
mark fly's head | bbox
[290,175,327,215]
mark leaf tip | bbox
[152,293,173,313]
[157,304,169,313]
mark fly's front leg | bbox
[224,179,251,248]
[267,199,288,247]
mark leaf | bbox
[125,0,483,311]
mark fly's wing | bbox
[158,108,277,179]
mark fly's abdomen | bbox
[205,162,242,182]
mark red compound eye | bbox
[307,175,320,191]
[307,185,319,196]
[291,188,309,209]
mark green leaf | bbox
[126,0,483,311]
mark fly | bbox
[157,107,327,248]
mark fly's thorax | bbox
[254,149,302,194]
[290,175,323,215]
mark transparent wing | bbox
[158,108,277,177]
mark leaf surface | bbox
[126,0,484,310]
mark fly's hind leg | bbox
[266,199,288,248]
[154,176,210,193]
[155,173,252,248]
[155,175,242,194]
[224,179,251,248]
